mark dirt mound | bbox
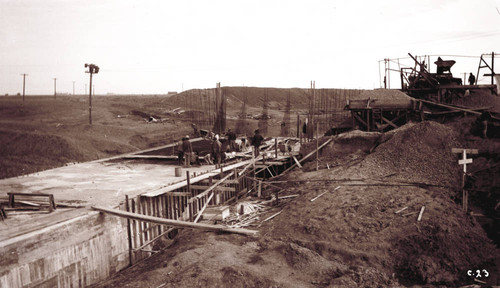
[354,89,414,101]
[0,130,86,178]
[392,215,495,285]
[271,121,498,286]
[365,121,462,189]
[453,89,500,113]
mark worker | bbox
[182,135,192,167]
[191,123,199,137]
[479,111,491,139]
[468,73,476,86]
[226,128,237,152]
[176,138,184,165]
[251,129,264,157]
[211,135,222,167]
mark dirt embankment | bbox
[93,121,499,287]
[0,96,195,179]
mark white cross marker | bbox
[458,150,473,173]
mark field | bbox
[1,89,500,287]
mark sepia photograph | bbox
[0,0,499,287]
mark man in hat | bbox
[251,129,264,157]
[182,135,192,167]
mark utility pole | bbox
[85,63,99,125]
[73,81,75,96]
[21,74,28,101]
[53,78,57,99]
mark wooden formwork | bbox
[122,166,255,264]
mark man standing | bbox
[468,73,476,86]
[226,128,237,152]
[251,129,264,157]
[211,134,222,167]
[182,135,192,167]
[177,137,184,165]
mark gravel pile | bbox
[365,121,461,189]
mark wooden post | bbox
[252,150,256,193]
[452,148,478,212]
[275,138,278,158]
[316,125,319,171]
[125,195,133,266]
[257,180,262,198]
[297,113,300,138]
[186,171,192,196]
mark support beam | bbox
[282,138,332,174]
[188,172,235,203]
[92,205,257,236]
[194,193,214,223]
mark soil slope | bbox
[92,121,499,287]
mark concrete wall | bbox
[0,211,129,287]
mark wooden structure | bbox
[114,145,297,264]
[346,96,416,132]
[8,192,56,212]
[401,53,497,102]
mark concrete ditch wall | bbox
[0,211,129,287]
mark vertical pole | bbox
[297,113,300,138]
[252,149,256,193]
[21,74,27,101]
[53,78,57,99]
[492,52,495,86]
[316,125,319,171]
[89,72,93,125]
[125,195,133,266]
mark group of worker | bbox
[176,128,265,167]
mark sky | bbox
[1,0,499,95]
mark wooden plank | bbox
[194,193,215,223]
[417,206,425,221]
[394,207,408,214]
[419,99,483,115]
[131,198,137,259]
[133,227,176,252]
[7,192,55,197]
[125,195,133,266]
[310,186,341,202]
[143,160,250,197]
[262,211,282,222]
[136,196,143,247]
[282,138,332,174]
[188,172,235,204]
[92,206,258,235]
[292,156,302,168]
[122,155,178,160]
[164,192,192,197]
[190,185,235,192]
[381,116,399,129]
[451,148,479,154]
